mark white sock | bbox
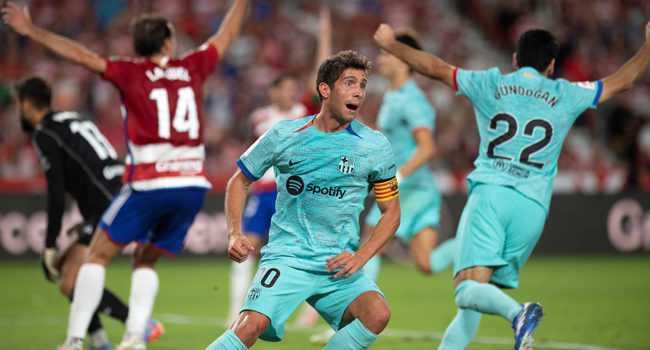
[125,268,159,334]
[229,257,253,319]
[68,263,105,340]
[89,328,109,348]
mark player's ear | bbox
[547,58,556,76]
[318,82,330,100]
[512,53,519,70]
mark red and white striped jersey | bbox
[250,103,308,192]
[102,43,219,191]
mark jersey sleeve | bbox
[32,132,65,249]
[566,80,603,114]
[403,98,435,134]
[237,125,281,181]
[369,134,397,183]
[180,43,219,80]
[102,58,131,91]
[454,67,499,101]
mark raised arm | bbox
[307,5,332,96]
[2,2,106,74]
[397,130,436,181]
[225,169,255,263]
[599,22,650,104]
[207,0,250,56]
[374,24,456,88]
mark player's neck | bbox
[313,110,351,133]
[149,53,170,67]
[390,72,410,90]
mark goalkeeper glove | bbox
[41,247,60,282]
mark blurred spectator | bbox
[1,0,649,192]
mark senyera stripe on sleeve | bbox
[373,176,399,202]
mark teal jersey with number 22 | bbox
[454,66,602,212]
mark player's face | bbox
[328,68,367,124]
[274,78,299,111]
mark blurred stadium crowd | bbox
[1,0,650,192]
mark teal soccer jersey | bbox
[237,117,398,272]
[454,67,602,212]
[376,79,437,190]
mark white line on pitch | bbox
[0,314,622,350]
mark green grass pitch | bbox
[1,255,649,350]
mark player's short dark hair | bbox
[394,29,422,73]
[316,50,372,102]
[271,73,299,88]
[14,76,51,110]
[131,14,172,57]
[516,29,559,73]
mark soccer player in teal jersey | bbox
[364,29,455,283]
[206,51,401,350]
[375,22,650,350]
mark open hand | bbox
[373,24,396,50]
[326,251,366,279]
[1,2,33,36]
[228,233,254,263]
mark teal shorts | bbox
[453,183,546,289]
[241,261,383,342]
[365,187,440,245]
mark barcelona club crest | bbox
[338,156,356,174]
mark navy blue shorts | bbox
[242,190,277,239]
[99,186,206,257]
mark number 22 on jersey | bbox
[149,86,199,140]
[487,113,554,169]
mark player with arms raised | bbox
[2,1,249,349]
[374,21,650,350]
[207,51,401,350]
[364,28,455,283]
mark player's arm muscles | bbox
[225,169,255,262]
[374,24,455,88]
[306,5,332,97]
[399,129,436,179]
[2,2,106,74]
[206,0,250,55]
[34,133,66,250]
[356,195,401,263]
[599,22,650,104]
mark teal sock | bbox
[437,308,481,350]
[363,255,381,282]
[455,280,523,322]
[322,319,378,350]
[206,329,248,350]
[430,238,456,274]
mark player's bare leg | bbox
[114,244,164,350]
[409,226,456,275]
[321,291,390,349]
[214,310,271,348]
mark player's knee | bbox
[230,312,268,346]
[360,303,391,334]
[59,279,74,297]
[415,260,433,275]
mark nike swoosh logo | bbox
[289,160,305,166]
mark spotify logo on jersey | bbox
[286,175,304,195]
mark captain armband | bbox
[373,177,399,202]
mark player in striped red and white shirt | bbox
[2,1,249,349]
